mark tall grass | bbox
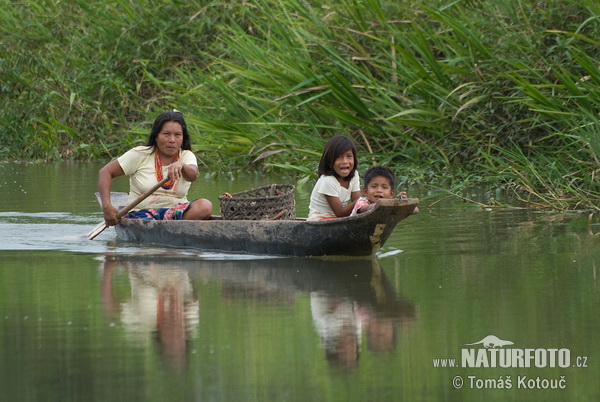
[1,0,599,209]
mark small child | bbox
[351,166,419,216]
[308,135,361,221]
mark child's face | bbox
[332,150,355,179]
[363,176,394,203]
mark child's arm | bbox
[325,192,360,217]
[325,195,354,217]
[356,202,376,214]
[398,191,419,214]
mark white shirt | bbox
[118,146,197,210]
[310,291,362,355]
[308,172,360,221]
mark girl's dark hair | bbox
[364,166,397,190]
[146,110,192,150]
[317,135,358,180]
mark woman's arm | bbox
[98,160,126,226]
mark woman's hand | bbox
[168,161,184,181]
[98,160,126,226]
[102,204,120,226]
[168,161,198,182]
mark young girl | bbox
[308,135,361,221]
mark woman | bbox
[98,110,213,226]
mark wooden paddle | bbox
[87,177,170,240]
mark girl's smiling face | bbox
[364,175,394,203]
[333,149,355,179]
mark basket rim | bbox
[218,184,295,201]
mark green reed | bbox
[1,0,598,209]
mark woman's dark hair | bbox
[317,135,358,180]
[364,166,397,190]
[146,110,192,150]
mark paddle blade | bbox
[87,221,108,240]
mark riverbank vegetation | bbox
[1,0,599,210]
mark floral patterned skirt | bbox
[126,201,194,221]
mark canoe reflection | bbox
[100,254,417,371]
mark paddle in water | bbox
[87,177,170,240]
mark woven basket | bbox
[219,184,296,220]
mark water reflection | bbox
[100,254,417,373]
[101,256,199,371]
[310,260,417,369]
[311,292,362,367]
[311,291,413,368]
[4,161,600,400]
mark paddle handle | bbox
[114,177,171,219]
[88,177,170,240]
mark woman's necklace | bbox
[154,151,179,190]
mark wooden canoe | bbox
[99,192,418,257]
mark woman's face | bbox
[156,121,184,158]
[332,149,354,179]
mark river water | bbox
[0,161,598,401]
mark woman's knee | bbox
[183,199,213,220]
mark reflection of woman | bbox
[98,110,212,227]
[101,259,199,371]
[310,292,362,367]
